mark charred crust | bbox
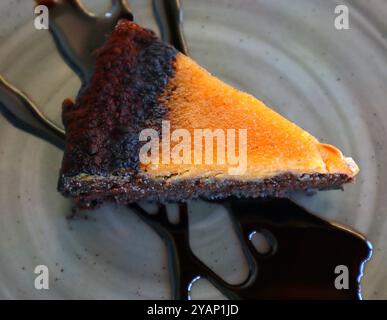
[59,20,177,179]
[58,173,352,206]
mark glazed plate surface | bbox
[0,0,386,299]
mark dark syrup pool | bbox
[0,0,372,300]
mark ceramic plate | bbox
[0,0,386,299]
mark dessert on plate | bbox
[58,20,358,207]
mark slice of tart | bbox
[58,20,359,207]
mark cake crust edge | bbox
[58,172,352,208]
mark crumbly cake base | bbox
[58,172,352,208]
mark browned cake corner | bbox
[58,20,358,208]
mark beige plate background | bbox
[0,0,386,299]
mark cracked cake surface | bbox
[58,20,359,207]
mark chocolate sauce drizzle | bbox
[0,0,372,300]
[152,0,189,54]
[0,75,64,149]
[131,200,372,300]
[37,0,133,82]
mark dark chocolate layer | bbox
[60,20,177,179]
[59,172,351,207]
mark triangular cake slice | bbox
[58,20,358,207]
